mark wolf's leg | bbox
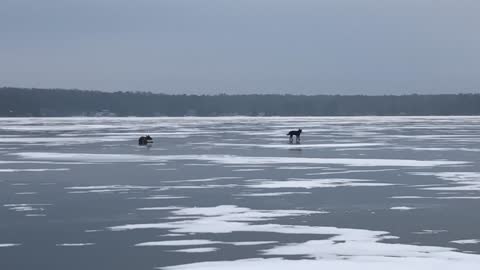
[289,135,293,144]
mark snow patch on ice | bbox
[451,239,480,244]
[247,178,394,189]
[164,177,242,183]
[13,152,467,167]
[136,240,219,246]
[205,142,386,149]
[0,168,69,172]
[140,195,188,200]
[232,168,265,172]
[172,247,218,253]
[390,206,415,211]
[4,203,51,212]
[412,172,480,191]
[160,256,480,270]
[56,243,95,247]
[230,241,278,246]
[0,243,20,248]
[413,230,447,235]
[235,192,311,197]
[137,207,182,211]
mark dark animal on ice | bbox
[287,129,302,144]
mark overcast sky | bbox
[1,0,479,95]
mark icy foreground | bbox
[1,116,480,270]
[162,257,479,270]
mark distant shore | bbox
[2,87,480,117]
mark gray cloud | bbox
[1,0,479,94]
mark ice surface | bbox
[3,116,480,269]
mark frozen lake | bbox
[1,116,480,269]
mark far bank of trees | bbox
[1,87,479,117]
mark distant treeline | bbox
[1,87,480,116]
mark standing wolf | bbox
[287,129,302,144]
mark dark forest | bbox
[2,87,479,117]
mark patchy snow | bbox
[0,168,69,172]
[169,205,324,221]
[0,243,21,248]
[56,243,95,247]
[412,172,480,191]
[413,230,448,235]
[68,189,130,194]
[66,185,160,190]
[390,206,415,211]
[165,177,242,183]
[276,166,329,170]
[160,256,480,270]
[107,202,480,270]
[140,196,188,200]
[232,168,265,172]
[230,241,278,246]
[135,240,220,246]
[205,142,386,149]
[172,247,218,253]
[451,239,480,244]
[13,152,467,167]
[391,196,428,199]
[391,195,480,200]
[235,192,311,197]
[247,178,394,189]
[4,203,51,212]
[307,169,398,175]
[137,207,182,211]
[109,206,327,233]
[437,196,480,199]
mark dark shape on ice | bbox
[287,129,302,144]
